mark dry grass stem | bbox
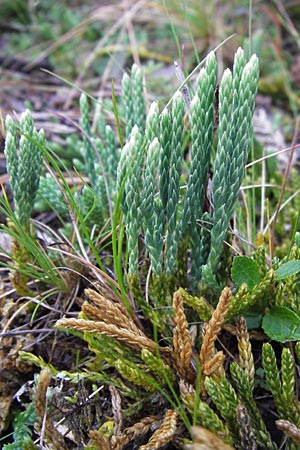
[200,287,232,374]
[187,426,235,450]
[276,419,300,445]
[173,289,194,382]
[139,409,178,450]
[236,316,255,389]
[111,415,160,450]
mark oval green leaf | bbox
[262,306,300,343]
[231,256,261,291]
[276,260,300,280]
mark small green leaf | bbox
[276,260,300,280]
[262,306,300,343]
[231,256,261,291]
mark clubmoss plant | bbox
[181,51,217,282]
[20,263,300,449]
[117,125,144,274]
[37,92,119,233]
[9,48,300,450]
[262,343,300,428]
[4,110,44,294]
[202,49,259,287]
[122,64,146,139]
[164,91,185,275]
[16,50,259,302]
[2,402,37,450]
[115,48,259,301]
[4,110,44,228]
